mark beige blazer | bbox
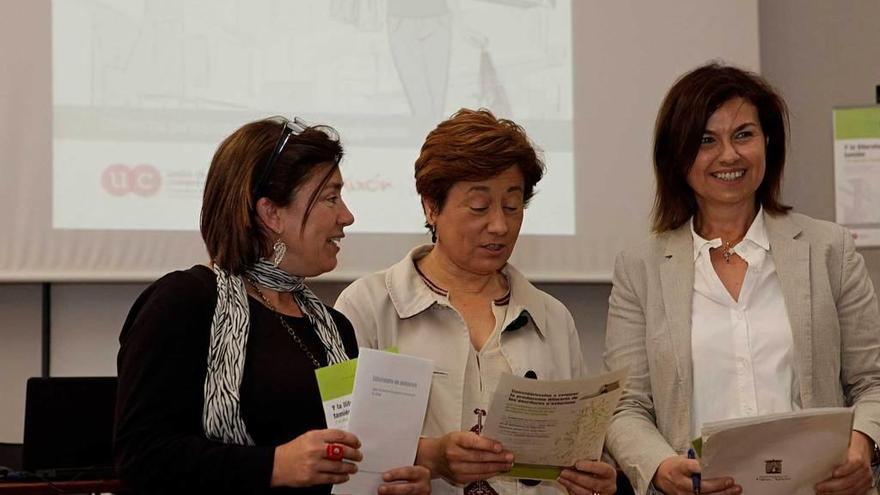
[603,212,880,494]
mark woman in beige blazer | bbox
[604,63,880,495]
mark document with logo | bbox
[319,348,433,495]
[315,346,404,430]
[315,357,359,430]
[699,407,854,495]
[481,368,628,480]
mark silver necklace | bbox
[246,278,323,368]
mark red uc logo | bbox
[101,164,162,197]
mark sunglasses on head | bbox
[251,117,309,204]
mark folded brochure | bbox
[481,367,628,480]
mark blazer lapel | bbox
[765,213,814,405]
[660,224,696,409]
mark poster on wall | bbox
[833,106,880,247]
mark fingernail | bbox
[505,453,514,462]
[494,444,503,453]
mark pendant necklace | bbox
[721,241,736,263]
[697,215,746,264]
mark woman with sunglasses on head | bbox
[114,117,431,494]
[603,63,880,495]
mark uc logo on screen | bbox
[101,164,162,197]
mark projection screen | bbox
[0,0,760,281]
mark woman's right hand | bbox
[653,455,741,494]
[379,465,432,494]
[416,431,514,484]
[270,429,363,487]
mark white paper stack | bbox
[700,407,854,495]
[331,348,433,495]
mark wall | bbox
[0,285,42,444]
[758,0,880,290]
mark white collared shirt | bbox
[335,245,587,495]
[689,209,800,440]
[411,261,515,435]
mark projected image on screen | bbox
[52,0,573,234]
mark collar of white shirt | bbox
[384,244,548,337]
[690,207,770,263]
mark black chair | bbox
[21,377,117,480]
[0,442,22,471]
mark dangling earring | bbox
[272,238,287,267]
[428,224,437,243]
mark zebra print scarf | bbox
[202,259,349,445]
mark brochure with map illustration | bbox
[481,367,628,480]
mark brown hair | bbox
[415,108,544,228]
[652,62,791,232]
[200,117,343,274]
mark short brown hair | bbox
[201,117,343,274]
[415,108,544,222]
[652,62,792,232]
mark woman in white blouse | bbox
[603,63,880,495]
[336,108,618,495]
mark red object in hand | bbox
[326,443,344,461]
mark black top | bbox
[114,265,359,494]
